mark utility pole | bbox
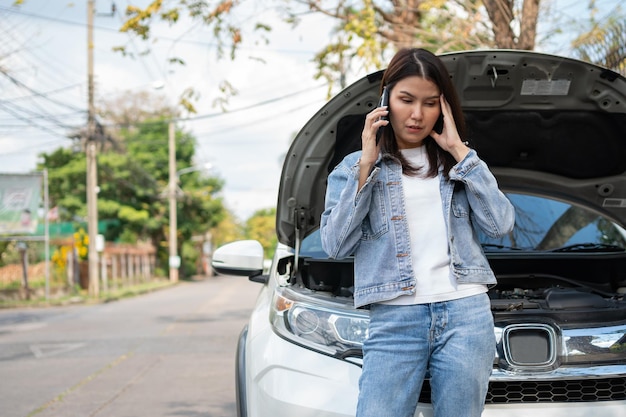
[168,121,179,282]
[86,0,99,297]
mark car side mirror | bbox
[212,240,266,280]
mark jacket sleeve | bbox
[450,149,515,238]
[320,154,379,259]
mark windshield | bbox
[479,193,626,252]
[302,193,626,256]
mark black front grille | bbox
[418,377,626,404]
[486,378,626,403]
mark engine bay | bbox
[282,254,626,323]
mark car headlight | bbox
[270,287,369,359]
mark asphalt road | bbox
[0,275,261,417]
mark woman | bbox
[320,48,515,417]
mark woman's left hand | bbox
[430,95,470,162]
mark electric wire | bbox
[193,97,325,144]
[0,101,70,138]
[0,69,85,113]
[0,1,330,168]
[1,83,83,103]
[0,5,86,140]
[0,4,319,54]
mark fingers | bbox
[368,106,388,125]
[363,107,389,143]
[439,95,454,124]
[433,95,465,153]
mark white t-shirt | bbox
[382,146,486,305]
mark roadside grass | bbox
[0,277,177,309]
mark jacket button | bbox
[391,216,403,221]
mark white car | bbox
[212,50,626,417]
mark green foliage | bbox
[118,229,139,244]
[98,199,122,217]
[42,148,88,220]
[0,241,32,266]
[118,206,150,224]
[211,211,245,249]
[0,241,11,266]
[37,106,227,278]
[245,208,277,259]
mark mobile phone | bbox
[376,86,389,145]
[433,113,444,134]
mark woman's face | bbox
[388,76,441,149]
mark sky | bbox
[0,0,622,220]
[0,0,335,220]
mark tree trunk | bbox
[383,0,424,49]
[483,0,540,50]
[537,207,598,250]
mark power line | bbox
[0,138,70,157]
[0,83,84,102]
[0,68,85,138]
[180,83,326,123]
[0,101,72,138]
[193,97,325,144]
[0,4,318,55]
[0,1,329,161]
[0,4,119,32]
[0,68,85,113]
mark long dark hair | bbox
[380,48,466,177]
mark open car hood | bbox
[277,50,626,248]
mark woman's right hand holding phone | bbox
[358,106,388,188]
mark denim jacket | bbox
[320,149,515,308]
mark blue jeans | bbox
[356,293,495,417]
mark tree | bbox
[536,207,598,250]
[38,92,227,278]
[119,0,258,61]
[118,1,541,92]
[482,0,539,50]
[118,0,271,111]
[571,15,626,75]
[245,208,277,259]
[211,211,245,250]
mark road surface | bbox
[0,275,261,417]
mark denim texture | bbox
[356,293,495,417]
[320,149,515,308]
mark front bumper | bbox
[236,319,626,417]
